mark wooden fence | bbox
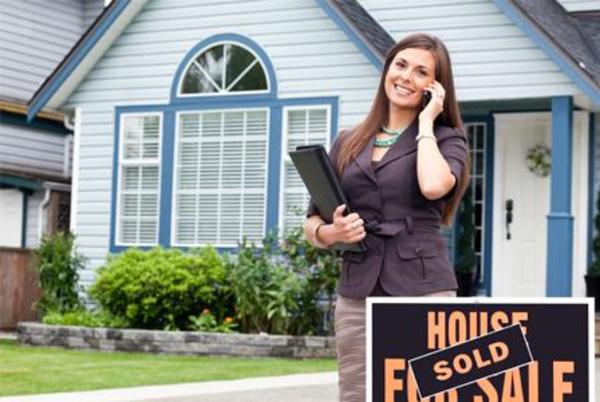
[0,247,40,330]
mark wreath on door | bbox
[526,144,551,177]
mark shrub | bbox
[224,233,302,335]
[279,224,341,335]
[34,232,86,314]
[42,309,127,328]
[89,246,230,330]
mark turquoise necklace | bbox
[374,125,407,148]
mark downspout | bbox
[63,113,75,131]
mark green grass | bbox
[0,339,336,397]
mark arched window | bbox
[179,42,268,95]
[112,34,337,252]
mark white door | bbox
[492,113,550,296]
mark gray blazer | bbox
[307,118,468,298]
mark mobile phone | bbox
[422,90,432,109]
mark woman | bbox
[303,33,470,401]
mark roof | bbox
[513,0,600,85]
[328,0,395,59]
[27,0,600,119]
[494,0,600,105]
[570,11,600,62]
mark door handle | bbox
[505,199,513,240]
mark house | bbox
[0,0,105,248]
[25,0,600,298]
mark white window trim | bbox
[177,41,271,98]
[171,107,270,248]
[278,104,332,237]
[115,112,163,247]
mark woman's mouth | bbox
[394,84,414,96]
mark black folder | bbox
[288,145,366,252]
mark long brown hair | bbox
[336,33,470,226]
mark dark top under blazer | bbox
[307,118,468,299]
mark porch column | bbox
[546,96,574,296]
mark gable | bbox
[359,0,585,102]
[46,0,387,126]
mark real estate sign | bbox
[367,298,594,402]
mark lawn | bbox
[0,339,337,397]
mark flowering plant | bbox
[189,309,238,333]
[526,144,551,177]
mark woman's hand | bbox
[419,80,445,124]
[318,204,366,245]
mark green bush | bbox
[279,225,341,335]
[34,232,86,314]
[89,246,230,330]
[224,225,341,336]
[42,309,128,328]
[224,233,302,335]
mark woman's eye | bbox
[419,70,427,76]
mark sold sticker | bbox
[408,323,532,398]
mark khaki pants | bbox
[334,291,457,402]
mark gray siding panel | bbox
[0,0,87,102]
[83,0,104,28]
[0,123,71,178]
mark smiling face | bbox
[384,47,436,112]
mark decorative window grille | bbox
[280,106,331,234]
[117,114,161,245]
[180,42,268,95]
[173,109,268,246]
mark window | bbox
[280,106,331,234]
[180,43,268,95]
[173,109,269,246]
[117,114,162,245]
[110,34,339,252]
[465,122,487,286]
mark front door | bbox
[492,113,551,296]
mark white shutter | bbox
[280,106,331,234]
[174,109,268,246]
[117,114,161,245]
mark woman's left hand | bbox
[419,80,445,124]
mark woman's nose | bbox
[398,70,411,82]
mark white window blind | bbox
[280,106,330,234]
[117,114,161,245]
[174,109,268,246]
